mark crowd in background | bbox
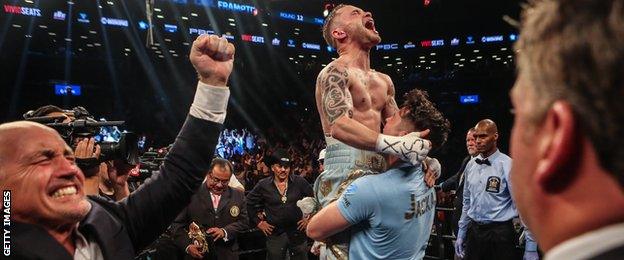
[216,127,325,191]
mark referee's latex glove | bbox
[454,237,465,258]
[523,250,539,260]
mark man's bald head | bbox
[474,119,499,156]
[0,121,60,171]
[475,119,498,135]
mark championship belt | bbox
[188,222,209,254]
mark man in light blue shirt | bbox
[307,89,451,260]
[455,119,538,260]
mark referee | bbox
[455,119,538,260]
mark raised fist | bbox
[190,34,235,86]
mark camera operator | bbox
[1,34,235,259]
[24,106,133,201]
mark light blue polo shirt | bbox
[337,163,435,260]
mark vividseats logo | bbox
[3,4,41,17]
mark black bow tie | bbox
[475,158,491,166]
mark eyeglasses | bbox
[209,175,230,185]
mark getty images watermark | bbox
[3,190,10,256]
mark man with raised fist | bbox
[0,34,236,259]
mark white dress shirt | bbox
[545,222,624,260]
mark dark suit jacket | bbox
[172,184,249,260]
[9,116,222,260]
[588,242,624,260]
[441,155,471,234]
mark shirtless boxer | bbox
[310,4,439,259]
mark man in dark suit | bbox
[440,127,477,235]
[0,34,236,259]
[173,158,249,260]
[510,0,624,259]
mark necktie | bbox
[211,193,220,210]
[475,158,491,166]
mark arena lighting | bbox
[287,39,296,47]
[466,36,475,44]
[403,42,416,49]
[460,95,480,104]
[450,38,460,46]
[53,11,66,21]
[481,35,504,43]
[54,84,82,96]
[101,17,129,27]
[164,24,177,33]
[302,42,321,50]
[77,12,90,23]
[138,21,149,30]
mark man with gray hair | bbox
[510,0,624,259]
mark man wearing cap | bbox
[246,149,314,260]
[318,149,326,174]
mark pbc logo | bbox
[375,43,398,51]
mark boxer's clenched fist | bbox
[190,34,235,86]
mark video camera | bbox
[132,148,168,182]
[23,105,140,168]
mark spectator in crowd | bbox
[440,128,477,235]
[173,158,248,260]
[0,34,235,259]
[307,89,450,259]
[455,119,538,260]
[317,149,326,174]
[246,149,314,260]
[510,0,624,259]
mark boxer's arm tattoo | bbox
[320,66,353,124]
